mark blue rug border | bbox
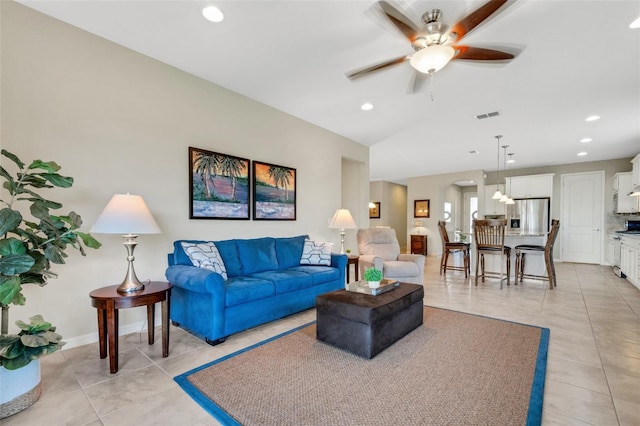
[174,307,550,426]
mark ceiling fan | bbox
[347,0,517,84]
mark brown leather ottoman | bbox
[315,283,424,359]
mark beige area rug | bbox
[175,307,549,426]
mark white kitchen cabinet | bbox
[484,184,506,216]
[605,236,614,266]
[613,172,639,213]
[620,236,640,288]
[631,154,640,188]
[506,174,554,198]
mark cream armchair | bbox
[356,228,425,285]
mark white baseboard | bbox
[61,320,152,350]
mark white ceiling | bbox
[19,0,640,183]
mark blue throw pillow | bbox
[236,238,278,274]
[275,235,308,269]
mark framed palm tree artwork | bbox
[252,161,296,220]
[189,147,250,219]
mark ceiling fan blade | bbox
[378,1,419,42]
[346,55,410,79]
[448,0,508,42]
[453,46,514,61]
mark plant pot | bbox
[0,360,41,419]
[368,281,381,289]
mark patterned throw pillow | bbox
[180,242,228,280]
[299,240,333,266]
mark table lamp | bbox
[329,209,357,254]
[91,193,161,293]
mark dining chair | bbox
[514,219,560,289]
[473,219,511,288]
[437,220,470,277]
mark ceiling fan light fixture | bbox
[410,45,455,74]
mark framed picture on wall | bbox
[369,202,381,219]
[253,161,296,220]
[189,147,250,219]
[414,199,430,218]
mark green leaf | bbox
[30,201,50,221]
[1,351,31,370]
[0,166,14,187]
[0,253,36,275]
[0,276,24,305]
[28,159,61,173]
[1,149,25,170]
[37,173,73,188]
[40,330,62,343]
[21,334,49,347]
[76,231,102,249]
[0,237,27,256]
[0,208,23,235]
[44,245,66,264]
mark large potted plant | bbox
[0,149,100,418]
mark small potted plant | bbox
[364,267,383,289]
[345,248,351,255]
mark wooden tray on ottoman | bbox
[315,283,424,359]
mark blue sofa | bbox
[165,235,347,344]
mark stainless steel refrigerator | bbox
[506,198,550,235]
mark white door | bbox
[561,171,604,263]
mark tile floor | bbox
[4,255,640,425]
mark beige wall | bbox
[1,2,368,344]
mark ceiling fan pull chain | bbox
[429,72,435,101]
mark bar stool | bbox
[473,219,511,289]
[437,220,470,277]
[515,219,560,289]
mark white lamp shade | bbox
[491,190,503,200]
[91,194,161,234]
[329,209,357,229]
[410,45,455,74]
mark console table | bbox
[89,281,172,373]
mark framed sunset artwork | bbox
[189,147,250,219]
[252,161,296,220]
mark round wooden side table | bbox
[89,281,172,374]
[347,255,360,283]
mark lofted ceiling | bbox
[18,0,640,183]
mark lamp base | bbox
[116,234,145,294]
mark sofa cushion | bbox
[275,235,307,269]
[236,237,278,274]
[213,239,243,278]
[180,242,228,280]
[225,277,276,307]
[299,240,333,266]
[289,265,340,285]
[251,270,314,294]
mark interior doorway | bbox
[463,192,478,234]
[560,171,604,264]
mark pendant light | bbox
[505,153,515,205]
[491,135,503,199]
[499,144,509,203]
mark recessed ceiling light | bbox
[630,16,640,29]
[580,138,592,143]
[577,151,588,157]
[361,103,373,111]
[585,115,600,122]
[202,6,224,22]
